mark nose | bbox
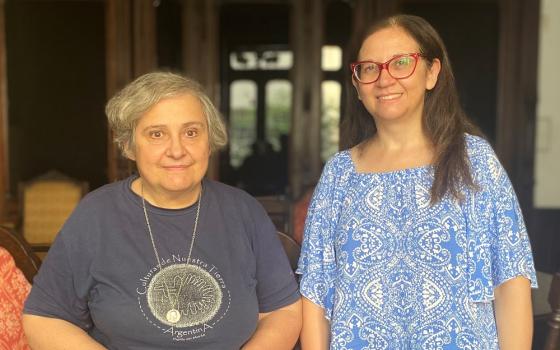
[166,134,187,159]
[376,67,396,87]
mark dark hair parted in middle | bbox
[343,14,481,204]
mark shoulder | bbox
[464,134,509,188]
[63,176,134,227]
[318,149,354,184]
[465,134,495,158]
[205,179,258,203]
[204,179,265,214]
[77,177,131,210]
[325,149,353,171]
[83,178,127,200]
[204,180,275,238]
[465,134,500,169]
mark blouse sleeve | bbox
[296,155,350,320]
[466,138,537,302]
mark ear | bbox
[425,58,441,91]
[124,144,136,161]
[351,78,362,100]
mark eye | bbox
[394,56,413,67]
[149,130,164,139]
[185,128,199,138]
[363,63,377,73]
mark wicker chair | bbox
[19,170,88,256]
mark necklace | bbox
[141,181,202,324]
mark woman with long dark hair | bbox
[298,14,536,349]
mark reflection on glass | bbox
[265,80,292,151]
[321,45,342,71]
[230,50,293,70]
[230,80,257,168]
[321,81,341,161]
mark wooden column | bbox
[105,0,157,181]
[0,0,8,220]
[132,0,157,77]
[290,0,323,199]
[182,0,220,179]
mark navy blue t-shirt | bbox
[24,176,300,349]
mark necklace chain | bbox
[141,182,202,271]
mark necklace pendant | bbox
[166,309,181,323]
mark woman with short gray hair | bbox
[23,71,302,349]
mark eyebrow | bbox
[360,52,417,62]
[142,121,206,131]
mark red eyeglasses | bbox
[350,53,424,84]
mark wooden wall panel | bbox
[290,0,323,199]
[0,0,8,220]
[182,0,220,179]
[106,0,157,181]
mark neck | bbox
[131,178,202,209]
[353,113,435,173]
[371,113,430,151]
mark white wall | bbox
[534,0,560,208]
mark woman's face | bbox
[353,26,440,124]
[128,93,210,203]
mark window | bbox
[321,45,343,161]
[265,80,292,151]
[321,81,341,161]
[229,80,257,168]
[230,50,293,71]
[321,45,342,71]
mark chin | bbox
[162,178,198,192]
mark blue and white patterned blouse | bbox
[297,135,537,349]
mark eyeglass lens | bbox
[354,54,417,83]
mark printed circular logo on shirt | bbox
[147,263,222,327]
[137,255,231,342]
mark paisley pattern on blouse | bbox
[297,135,537,350]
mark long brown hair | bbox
[342,14,481,204]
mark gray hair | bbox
[106,71,228,155]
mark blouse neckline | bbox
[340,149,433,176]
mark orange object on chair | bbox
[0,247,31,350]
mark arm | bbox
[242,298,302,350]
[300,296,330,350]
[23,314,107,350]
[494,276,533,350]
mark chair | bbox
[0,226,41,283]
[19,170,88,255]
[544,272,560,350]
[277,231,301,272]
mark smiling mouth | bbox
[163,165,189,170]
[377,93,402,101]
